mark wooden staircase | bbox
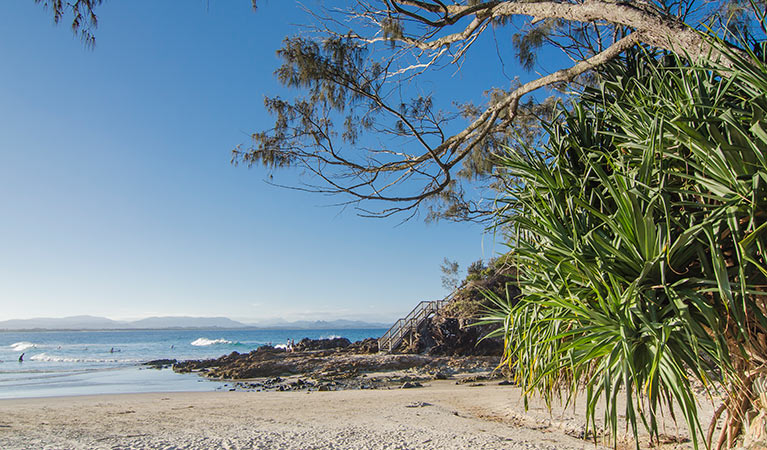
[378,294,454,352]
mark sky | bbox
[0,1,529,324]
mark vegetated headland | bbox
[163,270,508,392]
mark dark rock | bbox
[400,381,423,389]
[143,359,177,369]
[456,374,492,384]
[254,345,281,354]
[427,316,503,356]
[346,337,379,354]
[498,380,513,386]
[295,337,351,351]
[394,314,503,356]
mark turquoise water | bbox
[0,328,385,399]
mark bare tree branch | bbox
[233,0,762,220]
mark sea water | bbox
[0,328,385,399]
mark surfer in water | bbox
[18,353,24,363]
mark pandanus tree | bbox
[485,27,767,449]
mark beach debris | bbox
[430,371,449,380]
[455,374,501,384]
[405,402,432,408]
[400,381,423,389]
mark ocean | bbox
[0,328,385,399]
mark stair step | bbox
[378,294,454,352]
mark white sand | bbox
[0,380,709,450]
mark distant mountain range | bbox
[0,315,390,331]
[251,319,391,330]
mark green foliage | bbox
[440,258,461,291]
[512,20,560,72]
[381,17,404,43]
[441,254,518,318]
[466,259,486,279]
[34,0,103,46]
[487,37,767,449]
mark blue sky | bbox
[0,1,526,323]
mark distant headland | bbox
[0,315,390,331]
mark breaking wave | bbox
[9,342,37,352]
[190,338,233,347]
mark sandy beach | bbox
[0,379,714,450]
[0,381,595,450]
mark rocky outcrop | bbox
[346,337,379,354]
[173,336,501,383]
[397,314,503,356]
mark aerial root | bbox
[713,373,759,450]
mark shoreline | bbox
[0,365,226,400]
[0,330,388,399]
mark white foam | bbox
[190,338,232,347]
[274,344,288,350]
[9,342,37,351]
[28,353,139,364]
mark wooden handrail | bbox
[378,293,455,352]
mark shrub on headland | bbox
[441,254,518,319]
